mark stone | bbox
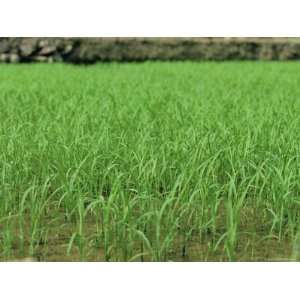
[9,54,20,63]
[0,53,9,62]
[38,39,49,48]
[0,39,10,53]
[20,39,38,57]
[39,45,57,56]
[62,44,73,55]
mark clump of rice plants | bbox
[0,62,300,261]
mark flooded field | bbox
[1,62,300,261]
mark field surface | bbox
[1,62,300,261]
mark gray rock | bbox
[39,45,57,56]
[38,39,49,48]
[20,39,38,57]
[9,54,20,63]
[0,53,9,62]
[0,39,10,54]
[62,44,73,55]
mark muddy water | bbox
[0,212,297,262]
[4,234,295,262]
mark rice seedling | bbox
[0,61,300,261]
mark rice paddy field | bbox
[1,61,300,261]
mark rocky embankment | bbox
[1,38,300,63]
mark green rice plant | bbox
[0,62,300,261]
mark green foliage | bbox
[0,62,300,261]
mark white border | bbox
[0,263,299,300]
[1,0,300,36]
[1,1,300,299]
